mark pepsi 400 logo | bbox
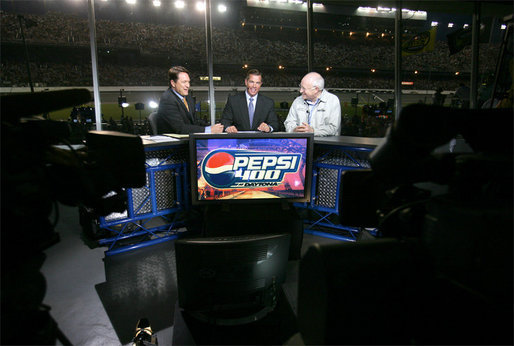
[201,149,301,188]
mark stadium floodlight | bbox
[175,0,185,9]
[431,21,438,27]
[218,4,227,12]
[153,0,161,7]
[448,23,454,28]
[148,101,158,109]
[125,0,136,4]
[196,1,206,11]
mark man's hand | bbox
[257,122,271,133]
[294,122,314,133]
[225,125,238,133]
[211,123,224,133]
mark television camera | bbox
[1,89,146,344]
[323,103,513,344]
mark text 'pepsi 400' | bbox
[201,149,301,188]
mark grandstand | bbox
[0,2,504,90]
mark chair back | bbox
[148,111,158,135]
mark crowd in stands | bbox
[1,10,499,90]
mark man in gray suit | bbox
[220,69,279,133]
[155,66,223,134]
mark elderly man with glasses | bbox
[284,72,341,136]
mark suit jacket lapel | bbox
[239,93,251,129]
[171,90,194,123]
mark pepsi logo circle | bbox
[202,151,236,188]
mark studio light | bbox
[195,1,205,11]
[118,96,127,107]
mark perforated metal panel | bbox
[314,148,372,209]
[131,173,152,215]
[316,168,339,208]
[146,147,188,165]
[155,170,176,211]
[316,149,371,168]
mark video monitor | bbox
[175,233,291,325]
[189,132,313,204]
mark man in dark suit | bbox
[220,69,279,133]
[155,66,224,134]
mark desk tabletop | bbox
[314,136,385,148]
[141,134,385,149]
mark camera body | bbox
[1,89,146,344]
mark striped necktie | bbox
[248,97,254,126]
[182,97,189,112]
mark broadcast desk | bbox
[94,134,383,255]
[96,136,189,255]
[297,136,384,241]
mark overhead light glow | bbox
[431,21,438,27]
[501,24,506,30]
[175,0,185,9]
[218,4,227,12]
[196,1,205,11]
[148,101,158,109]
[463,24,469,28]
[121,102,130,108]
[356,6,426,20]
[448,22,454,28]
[153,0,161,6]
[125,0,136,4]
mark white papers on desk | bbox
[146,135,180,143]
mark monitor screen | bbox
[189,133,313,204]
[175,233,291,326]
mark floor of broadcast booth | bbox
[40,203,340,345]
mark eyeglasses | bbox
[299,84,316,91]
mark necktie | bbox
[182,97,189,112]
[248,97,254,127]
